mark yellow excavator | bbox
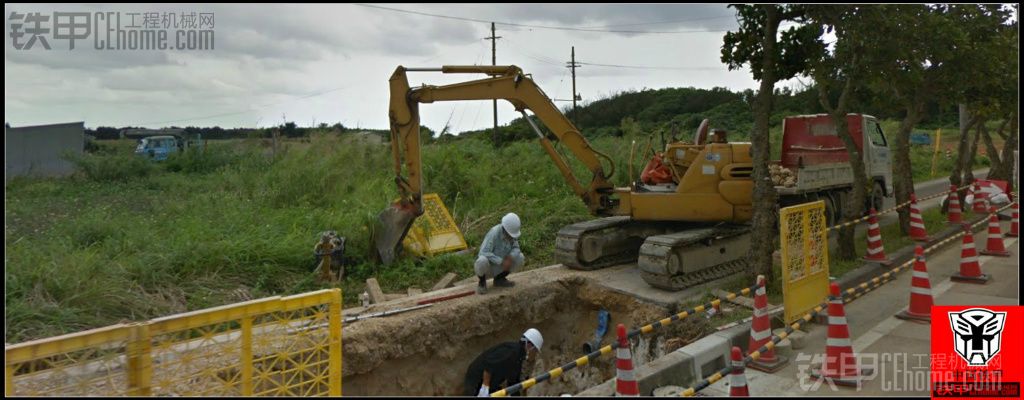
[374,65,755,291]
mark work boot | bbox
[494,272,515,288]
[477,275,488,295]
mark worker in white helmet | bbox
[474,213,524,295]
[463,328,543,397]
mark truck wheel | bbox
[822,193,839,227]
[870,182,884,212]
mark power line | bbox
[353,4,743,35]
[575,14,735,29]
[576,61,723,71]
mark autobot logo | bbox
[948,308,1007,366]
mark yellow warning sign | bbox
[403,193,468,257]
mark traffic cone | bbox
[862,208,892,265]
[951,225,990,284]
[972,182,988,213]
[1008,196,1018,238]
[908,194,930,242]
[614,323,639,397]
[895,246,933,323]
[746,275,788,372]
[980,207,1010,257]
[729,347,750,397]
[809,283,873,386]
[947,185,963,224]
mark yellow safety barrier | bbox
[779,200,830,325]
[825,185,970,232]
[403,193,469,257]
[5,289,342,397]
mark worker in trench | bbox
[464,328,544,397]
[475,213,524,295]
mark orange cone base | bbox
[950,273,991,284]
[861,256,893,266]
[747,354,789,373]
[809,366,875,387]
[979,248,1011,257]
[895,309,931,324]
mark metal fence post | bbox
[127,323,152,396]
[329,289,342,396]
[241,315,254,396]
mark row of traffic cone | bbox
[614,204,1014,396]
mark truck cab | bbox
[135,135,182,161]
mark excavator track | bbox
[555,217,667,270]
[637,225,751,291]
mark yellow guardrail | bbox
[5,289,342,397]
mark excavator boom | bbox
[374,65,617,264]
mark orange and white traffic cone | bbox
[972,182,989,213]
[947,185,963,224]
[895,246,933,323]
[729,347,750,397]
[746,275,788,372]
[614,323,639,397]
[809,283,873,386]
[862,208,892,265]
[1008,195,1018,238]
[980,207,1010,257]
[951,225,990,284]
[908,194,930,242]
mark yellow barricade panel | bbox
[780,201,830,325]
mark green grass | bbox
[1,122,992,343]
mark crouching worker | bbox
[476,213,524,295]
[464,328,544,397]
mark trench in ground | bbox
[341,277,707,396]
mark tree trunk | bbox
[892,101,924,235]
[948,106,979,210]
[998,112,1018,192]
[816,77,865,261]
[964,119,984,188]
[985,114,1016,187]
[746,5,781,283]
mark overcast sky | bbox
[5,3,817,133]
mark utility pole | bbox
[566,46,582,127]
[487,22,502,147]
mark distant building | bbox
[5,122,84,181]
[120,128,186,139]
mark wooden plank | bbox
[365,278,386,304]
[408,287,423,296]
[430,273,458,292]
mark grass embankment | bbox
[4,123,990,342]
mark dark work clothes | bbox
[463,341,527,396]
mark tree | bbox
[721,4,818,281]
[804,5,878,261]
[859,5,972,234]
[945,5,1017,196]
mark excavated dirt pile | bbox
[342,276,707,396]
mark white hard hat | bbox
[522,328,543,352]
[502,213,522,238]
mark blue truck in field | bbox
[134,134,204,161]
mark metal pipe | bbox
[403,68,444,72]
[343,303,434,323]
[521,111,545,140]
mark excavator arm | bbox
[374,65,617,264]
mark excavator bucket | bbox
[402,193,468,258]
[373,193,467,265]
[373,200,419,265]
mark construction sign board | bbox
[779,200,830,325]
